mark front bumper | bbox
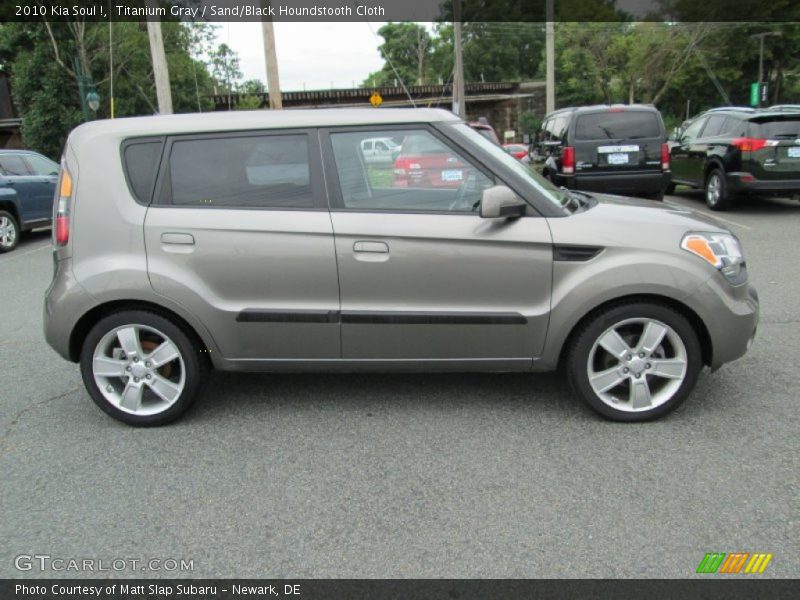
[686,274,759,370]
[562,171,670,195]
[726,172,800,196]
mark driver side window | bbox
[330,128,494,213]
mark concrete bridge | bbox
[212,81,547,141]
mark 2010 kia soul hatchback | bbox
[44,109,758,425]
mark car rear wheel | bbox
[566,302,702,422]
[0,210,19,253]
[664,182,676,195]
[80,310,205,426]
[705,168,732,211]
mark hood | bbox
[590,192,728,230]
[547,192,730,250]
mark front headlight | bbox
[681,232,746,283]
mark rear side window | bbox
[24,153,59,176]
[574,111,662,141]
[701,115,728,137]
[750,117,800,138]
[0,154,31,176]
[167,134,313,208]
[123,140,163,203]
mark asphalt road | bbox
[1,191,798,579]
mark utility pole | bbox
[261,18,283,109]
[452,0,465,118]
[750,31,781,108]
[545,0,555,113]
[147,19,173,114]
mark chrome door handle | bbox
[161,232,195,245]
[353,241,389,253]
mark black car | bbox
[0,149,59,252]
[668,108,800,210]
[533,104,670,199]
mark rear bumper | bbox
[726,172,800,195]
[562,171,670,194]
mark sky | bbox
[216,22,389,91]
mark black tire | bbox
[80,310,206,426]
[704,168,732,211]
[0,210,20,253]
[664,182,676,195]
[566,302,703,422]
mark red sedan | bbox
[503,144,529,160]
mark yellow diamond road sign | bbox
[369,91,383,107]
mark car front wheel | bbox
[0,210,19,253]
[80,310,205,426]
[566,302,703,422]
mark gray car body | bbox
[44,109,758,376]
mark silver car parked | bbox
[44,109,758,425]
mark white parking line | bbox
[0,241,51,266]
[664,199,752,230]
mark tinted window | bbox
[0,154,31,176]
[574,111,661,140]
[331,129,493,213]
[24,153,59,176]
[552,116,569,141]
[681,117,707,141]
[123,141,163,203]
[168,134,313,208]
[751,117,800,138]
[701,115,728,137]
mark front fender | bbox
[533,246,710,371]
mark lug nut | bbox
[146,374,151,379]
[106,386,113,392]
[133,357,138,362]
[646,363,652,369]
[626,354,632,361]
[623,367,630,373]
[126,366,131,372]
[133,377,139,382]
[635,373,641,379]
[145,361,151,368]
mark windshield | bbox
[449,123,568,210]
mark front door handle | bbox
[161,232,195,245]
[353,241,389,253]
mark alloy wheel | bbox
[586,318,688,412]
[92,324,186,416]
[0,215,16,249]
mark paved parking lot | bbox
[1,191,798,579]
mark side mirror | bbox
[480,185,527,219]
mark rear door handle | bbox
[161,232,195,245]
[353,241,389,253]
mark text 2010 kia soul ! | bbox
[44,109,758,425]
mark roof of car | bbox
[544,104,659,119]
[68,108,461,144]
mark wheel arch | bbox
[557,293,713,370]
[0,193,21,224]
[703,157,726,181]
[68,299,215,367]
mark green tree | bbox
[362,22,432,87]
[0,21,216,159]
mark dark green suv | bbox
[668,107,800,210]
